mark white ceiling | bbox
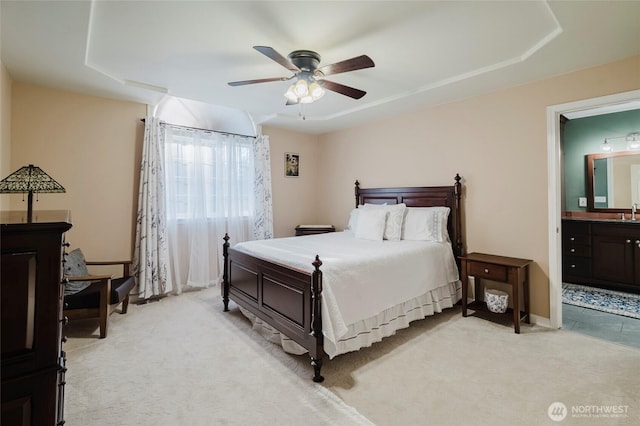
[2,0,639,135]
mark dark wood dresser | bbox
[1,210,72,426]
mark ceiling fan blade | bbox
[319,80,367,99]
[254,46,300,73]
[228,76,291,86]
[317,55,375,76]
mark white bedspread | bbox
[233,231,460,356]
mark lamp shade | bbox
[0,164,65,221]
[283,75,325,105]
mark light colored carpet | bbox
[64,287,640,426]
[63,289,371,426]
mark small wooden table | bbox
[459,252,532,333]
[295,225,335,236]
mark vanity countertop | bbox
[563,217,640,224]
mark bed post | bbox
[354,180,360,208]
[222,233,230,311]
[310,255,324,383]
[453,174,463,259]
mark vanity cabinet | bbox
[592,223,640,287]
[562,219,640,292]
[562,220,591,281]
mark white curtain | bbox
[132,117,172,299]
[164,127,272,293]
[133,120,272,298]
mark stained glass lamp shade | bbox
[0,164,65,221]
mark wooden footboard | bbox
[222,235,325,382]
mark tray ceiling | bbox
[2,1,639,134]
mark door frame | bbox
[546,89,640,329]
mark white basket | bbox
[485,288,508,313]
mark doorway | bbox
[546,89,640,330]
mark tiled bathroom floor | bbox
[562,303,640,349]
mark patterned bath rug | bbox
[562,283,640,320]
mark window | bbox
[164,126,254,220]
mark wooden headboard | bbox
[354,174,463,259]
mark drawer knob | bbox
[571,264,576,268]
[570,237,575,241]
[570,248,575,253]
[626,239,631,244]
[484,268,489,274]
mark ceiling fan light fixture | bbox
[284,84,298,102]
[284,76,325,104]
[309,81,324,100]
[299,95,315,104]
[294,79,309,97]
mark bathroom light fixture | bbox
[600,131,640,152]
[626,132,640,150]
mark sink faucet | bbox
[633,203,637,221]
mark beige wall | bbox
[262,125,321,237]
[0,62,12,210]
[8,82,146,260]
[314,55,640,319]
[4,55,638,320]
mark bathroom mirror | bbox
[586,151,640,212]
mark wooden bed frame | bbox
[222,174,463,382]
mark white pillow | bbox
[347,206,363,231]
[362,203,406,241]
[355,209,388,241]
[401,207,450,242]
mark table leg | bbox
[512,268,520,334]
[523,266,530,324]
[461,259,468,317]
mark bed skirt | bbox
[239,280,462,359]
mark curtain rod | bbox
[140,118,256,139]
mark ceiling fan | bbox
[228,46,375,105]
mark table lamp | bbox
[0,164,65,222]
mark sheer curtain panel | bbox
[133,120,272,298]
[164,127,268,292]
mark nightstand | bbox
[459,252,533,333]
[295,225,335,236]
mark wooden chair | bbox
[63,259,135,338]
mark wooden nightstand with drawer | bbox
[295,225,336,236]
[459,252,533,333]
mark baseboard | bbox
[530,313,552,328]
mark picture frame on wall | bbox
[285,152,300,177]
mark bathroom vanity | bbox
[563,218,640,293]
